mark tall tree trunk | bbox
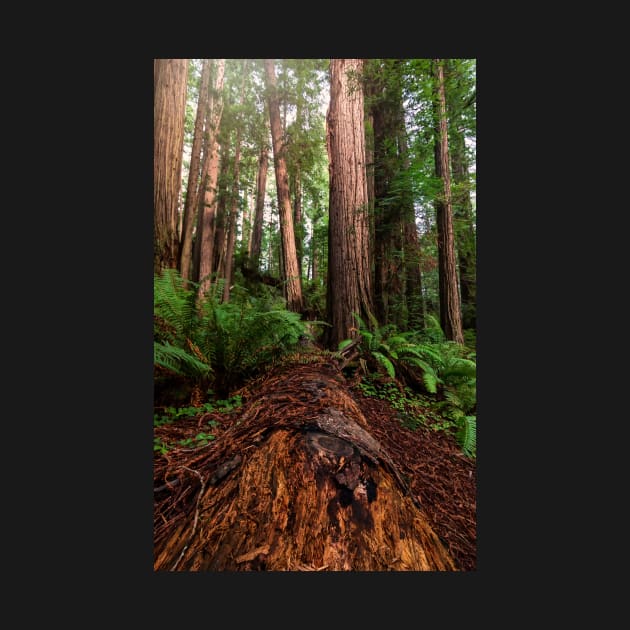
[433,60,464,345]
[213,149,230,281]
[179,59,211,283]
[196,60,226,299]
[293,164,303,276]
[369,69,401,327]
[264,59,303,313]
[222,60,248,303]
[395,92,424,330]
[154,59,188,275]
[325,58,374,349]
[445,62,476,331]
[248,143,269,270]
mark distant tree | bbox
[325,58,374,348]
[249,142,269,270]
[195,59,225,300]
[223,60,249,302]
[154,58,188,274]
[179,59,211,284]
[264,59,303,312]
[432,59,464,345]
[446,59,476,330]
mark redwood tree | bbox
[433,59,464,345]
[195,59,225,299]
[263,59,303,313]
[249,142,269,270]
[179,59,211,283]
[325,58,374,348]
[154,58,188,274]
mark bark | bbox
[196,60,226,299]
[264,59,303,313]
[154,360,457,571]
[248,143,269,270]
[222,60,248,303]
[369,65,402,327]
[325,58,374,349]
[448,102,476,330]
[179,59,211,283]
[293,164,303,275]
[433,60,464,345]
[396,93,424,329]
[154,59,188,275]
[212,156,229,280]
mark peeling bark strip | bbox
[154,360,457,571]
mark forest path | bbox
[154,355,476,570]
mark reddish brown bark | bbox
[264,59,304,313]
[325,58,374,348]
[154,360,458,571]
[222,60,248,303]
[154,59,188,275]
[179,59,211,283]
[196,60,225,300]
[433,60,464,345]
[248,143,269,270]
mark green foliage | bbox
[154,269,307,395]
[179,432,215,448]
[346,311,476,458]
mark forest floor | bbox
[154,354,476,571]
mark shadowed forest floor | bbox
[154,356,476,571]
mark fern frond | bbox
[154,341,211,377]
[457,415,476,458]
[421,370,439,394]
[371,351,396,379]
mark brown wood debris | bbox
[154,357,475,571]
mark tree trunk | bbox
[396,93,424,330]
[179,59,211,283]
[264,59,303,313]
[154,361,457,571]
[293,164,303,276]
[325,59,374,349]
[369,64,402,327]
[248,143,269,270]
[196,60,226,299]
[447,84,476,331]
[222,60,248,303]
[154,59,188,275]
[433,60,464,345]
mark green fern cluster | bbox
[342,311,476,458]
[154,269,308,396]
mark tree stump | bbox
[154,359,458,571]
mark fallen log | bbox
[154,358,458,571]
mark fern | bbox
[371,351,396,379]
[457,415,476,458]
[154,341,211,377]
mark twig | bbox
[170,466,205,571]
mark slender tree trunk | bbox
[222,60,248,303]
[196,60,226,299]
[179,59,211,283]
[293,164,303,276]
[325,58,374,349]
[433,60,464,345]
[450,125,476,330]
[395,94,424,329]
[264,59,303,313]
[154,58,188,275]
[213,149,230,281]
[249,143,269,270]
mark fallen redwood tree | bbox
[154,357,466,571]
